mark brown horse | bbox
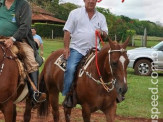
[0,39,38,122]
[0,42,19,122]
[38,38,130,122]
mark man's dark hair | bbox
[31,27,36,30]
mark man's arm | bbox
[63,30,71,60]
[13,1,32,41]
[40,44,43,57]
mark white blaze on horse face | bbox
[119,56,126,84]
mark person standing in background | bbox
[31,27,44,57]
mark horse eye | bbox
[111,62,118,67]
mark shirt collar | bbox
[84,7,97,18]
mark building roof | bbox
[30,3,65,24]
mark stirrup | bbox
[33,91,46,103]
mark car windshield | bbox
[152,41,163,50]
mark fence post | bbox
[52,29,54,39]
[132,35,135,46]
[143,28,147,47]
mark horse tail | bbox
[38,69,49,116]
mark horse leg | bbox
[81,104,91,122]
[24,97,33,122]
[12,104,17,122]
[102,101,117,122]
[49,91,59,122]
[3,101,15,122]
[64,107,72,122]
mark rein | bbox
[91,31,127,93]
[95,31,116,92]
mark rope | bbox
[94,31,115,92]
[95,31,102,77]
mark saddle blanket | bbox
[54,52,95,77]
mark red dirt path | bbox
[0,102,162,122]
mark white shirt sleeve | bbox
[63,10,75,34]
[100,14,108,34]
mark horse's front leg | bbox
[81,104,91,122]
[24,97,33,122]
[102,101,117,122]
[12,104,17,122]
[3,101,16,122]
[64,107,72,122]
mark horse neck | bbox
[88,45,111,81]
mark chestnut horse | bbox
[0,40,38,122]
[0,42,19,122]
[38,38,129,122]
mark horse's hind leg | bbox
[64,107,72,122]
[82,104,91,122]
[24,97,33,122]
[49,90,60,122]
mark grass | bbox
[40,36,163,119]
[117,68,163,118]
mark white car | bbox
[127,41,163,76]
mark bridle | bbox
[0,44,7,75]
[0,43,16,75]
[108,48,126,76]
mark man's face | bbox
[84,0,97,11]
[31,29,36,36]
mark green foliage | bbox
[46,2,78,21]
[31,1,163,38]
[122,29,136,45]
[33,23,64,38]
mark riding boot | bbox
[62,92,73,108]
[28,71,46,103]
[62,83,77,108]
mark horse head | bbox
[107,37,130,103]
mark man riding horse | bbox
[62,0,108,107]
[0,0,46,106]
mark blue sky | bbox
[61,0,163,25]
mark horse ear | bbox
[122,36,130,49]
[108,37,115,49]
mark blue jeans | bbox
[62,48,83,96]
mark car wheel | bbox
[134,59,152,76]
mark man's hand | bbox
[96,29,103,35]
[4,38,14,48]
[63,48,70,60]
[96,29,107,38]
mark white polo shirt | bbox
[63,7,108,56]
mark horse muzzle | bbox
[116,93,125,103]
[115,85,128,103]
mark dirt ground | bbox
[0,102,162,122]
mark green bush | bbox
[33,23,64,38]
[122,29,136,45]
